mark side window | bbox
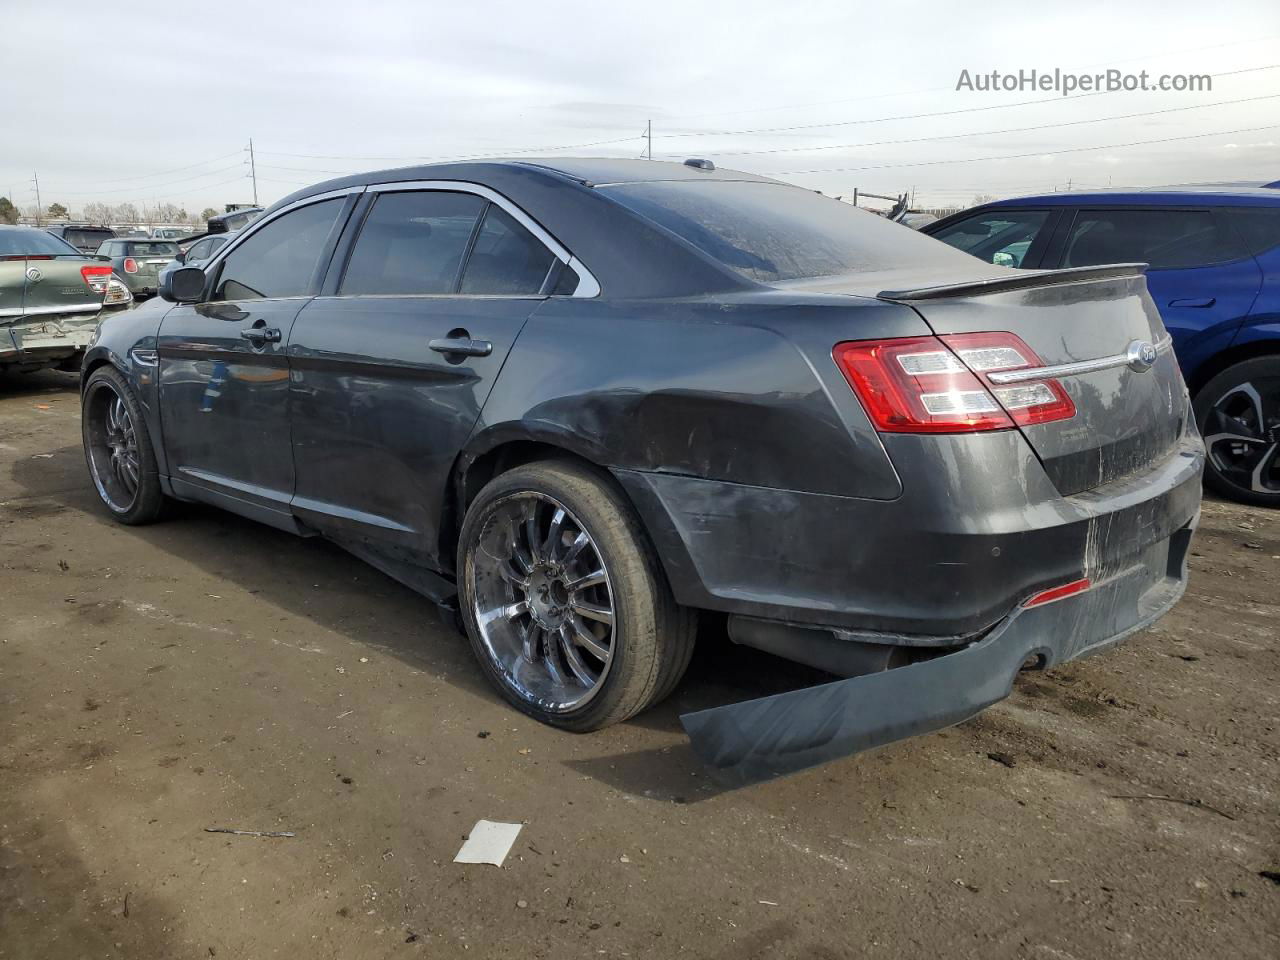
[96,241,113,256]
[1063,209,1244,270]
[929,210,1050,268]
[186,239,211,261]
[1224,208,1280,257]
[340,191,485,295]
[213,198,344,301]
[459,205,557,295]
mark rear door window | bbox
[340,191,485,295]
[66,228,114,250]
[128,242,179,257]
[928,210,1052,267]
[459,205,556,295]
[213,198,345,301]
[1224,207,1280,256]
[1063,209,1245,269]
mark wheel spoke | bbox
[478,599,528,627]
[507,518,533,574]
[522,500,542,563]
[558,625,597,686]
[498,559,529,589]
[571,600,613,625]
[121,458,139,491]
[1251,442,1280,493]
[522,623,541,663]
[567,569,606,592]
[543,508,566,560]
[561,531,589,569]
[569,615,610,661]
[541,633,568,685]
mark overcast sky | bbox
[5,0,1278,218]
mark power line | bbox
[771,122,1280,176]
[50,149,245,186]
[659,92,1280,159]
[256,134,643,164]
[43,164,247,197]
[657,63,1280,140]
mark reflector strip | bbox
[1025,578,1092,607]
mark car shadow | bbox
[0,368,80,398]
[10,442,839,801]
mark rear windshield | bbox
[600,179,971,282]
[0,230,81,257]
[128,241,179,256]
[64,228,115,248]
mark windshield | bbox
[600,179,973,282]
[0,229,82,257]
[128,241,180,256]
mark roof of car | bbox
[986,181,1280,208]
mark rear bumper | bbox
[615,429,1204,638]
[1,317,98,367]
[681,510,1196,786]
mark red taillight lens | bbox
[833,332,1075,434]
[80,264,113,295]
[1025,577,1092,607]
[123,257,138,274]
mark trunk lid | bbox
[18,257,107,316]
[789,264,1189,496]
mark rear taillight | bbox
[833,332,1075,434]
[80,264,113,294]
[123,257,138,274]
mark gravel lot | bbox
[2,368,1277,959]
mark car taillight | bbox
[80,264,113,294]
[123,257,138,274]
[833,332,1075,434]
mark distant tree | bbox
[972,194,997,206]
[0,196,18,225]
[112,202,139,224]
[199,207,218,223]
[47,202,68,219]
[83,202,112,225]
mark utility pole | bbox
[32,172,41,225]
[248,138,259,206]
[644,120,651,160]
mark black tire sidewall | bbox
[81,367,166,524]
[1194,356,1280,507]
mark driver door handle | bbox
[1168,297,1215,308]
[240,326,282,344]
[428,336,492,358]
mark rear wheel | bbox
[82,366,167,524]
[1194,356,1280,507]
[458,460,695,731]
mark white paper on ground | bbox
[454,820,523,866]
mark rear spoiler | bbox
[878,263,1147,302]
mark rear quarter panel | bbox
[469,293,934,500]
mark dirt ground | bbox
[0,367,1277,960]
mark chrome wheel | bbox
[1202,378,1280,495]
[469,492,615,712]
[85,383,141,513]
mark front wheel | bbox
[457,460,695,732]
[82,366,167,524]
[1194,356,1280,507]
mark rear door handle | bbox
[1168,297,1215,308]
[240,326,282,344]
[428,336,492,358]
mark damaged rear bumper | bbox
[681,512,1197,787]
[1,315,99,368]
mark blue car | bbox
[924,184,1280,506]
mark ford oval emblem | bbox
[1126,339,1158,372]
[25,266,41,282]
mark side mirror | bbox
[174,250,187,264]
[160,265,206,304]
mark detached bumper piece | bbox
[681,517,1195,787]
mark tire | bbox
[1193,356,1280,508]
[81,365,167,525]
[457,459,695,732]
